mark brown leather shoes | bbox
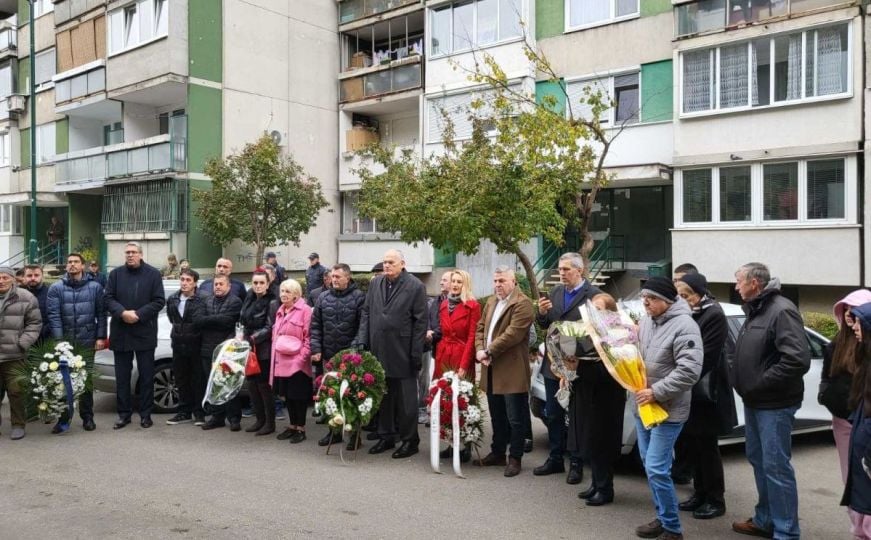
[635,519,663,538]
[504,457,521,477]
[474,452,507,467]
[731,519,774,538]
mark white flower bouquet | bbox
[30,341,88,421]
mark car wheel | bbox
[152,362,179,413]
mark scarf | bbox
[447,294,463,314]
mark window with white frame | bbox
[678,157,851,226]
[32,0,54,18]
[34,48,56,87]
[342,191,379,234]
[0,64,12,98]
[0,204,22,234]
[430,0,522,57]
[675,0,847,37]
[35,122,56,165]
[567,0,639,30]
[426,84,521,142]
[108,0,170,55]
[0,132,9,167]
[566,72,639,125]
[681,23,849,114]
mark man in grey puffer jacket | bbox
[0,266,43,440]
[634,277,702,540]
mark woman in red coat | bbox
[434,269,480,380]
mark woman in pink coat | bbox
[271,279,312,444]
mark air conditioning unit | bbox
[7,94,25,113]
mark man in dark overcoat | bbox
[103,241,165,429]
[355,249,427,459]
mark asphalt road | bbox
[0,393,848,539]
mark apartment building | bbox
[669,0,864,307]
[0,0,338,272]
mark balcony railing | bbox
[55,65,106,105]
[340,57,422,103]
[55,117,188,189]
[339,0,421,25]
[0,27,16,55]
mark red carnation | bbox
[437,379,449,389]
[350,373,358,382]
[357,391,366,400]
[328,388,336,396]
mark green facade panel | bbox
[640,60,673,123]
[17,0,28,22]
[536,0,564,39]
[55,118,69,155]
[536,79,567,114]
[67,194,102,257]
[187,179,222,267]
[641,0,673,17]
[188,0,223,83]
[187,84,222,174]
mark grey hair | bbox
[739,262,770,287]
[493,265,515,279]
[384,249,405,262]
[559,252,584,271]
[124,241,142,253]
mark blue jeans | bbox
[744,405,800,540]
[635,418,684,534]
[544,376,566,462]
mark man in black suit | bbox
[355,249,428,459]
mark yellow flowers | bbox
[48,361,59,371]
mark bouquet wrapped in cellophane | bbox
[544,320,588,408]
[203,338,251,407]
[580,301,668,429]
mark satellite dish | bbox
[270,130,282,145]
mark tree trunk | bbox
[255,244,265,270]
[576,184,602,276]
[515,248,539,300]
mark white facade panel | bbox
[339,238,434,273]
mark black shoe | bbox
[578,485,597,499]
[392,442,419,459]
[318,431,343,447]
[201,419,226,430]
[368,439,396,455]
[678,494,705,512]
[113,418,131,430]
[533,459,565,476]
[245,420,265,433]
[524,438,533,453]
[346,435,363,451]
[277,427,296,441]
[82,418,96,431]
[312,409,321,418]
[366,431,381,441]
[193,415,206,426]
[586,491,614,506]
[229,421,241,432]
[289,431,306,444]
[140,418,153,428]
[166,413,192,425]
[440,446,454,459]
[692,502,726,520]
[566,462,583,485]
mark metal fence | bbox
[101,178,188,233]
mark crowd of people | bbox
[0,243,869,540]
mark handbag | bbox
[275,334,302,355]
[245,342,261,377]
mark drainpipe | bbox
[27,0,36,263]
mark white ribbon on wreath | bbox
[430,375,464,478]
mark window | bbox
[32,0,54,18]
[427,84,521,142]
[342,192,378,234]
[678,157,851,226]
[567,0,639,29]
[0,205,22,234]
[108,0,170,55]
[680,23,850,115]
[430,0,522,56]
[567,72,640,125]
[104,122,124,146]
[0,64,12,98]
[102,179,187,233]
[34,123,56,165]
[676,0,840,37]
[0,132,9,166]
[34,48,56,87]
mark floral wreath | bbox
[314,349,386,432]
[426,371,484,447]
[30,341,88,421]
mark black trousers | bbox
[201,355,241,423]
[172,350,205,417]
[114,349,155,420]
[59,390,94,423]
[378,376,420,444]
[486,390,530,460]
[286,399,308,427]
[682,430,726,504]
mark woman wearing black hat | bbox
[673,273,737,520]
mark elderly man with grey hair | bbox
[355,249,428,459]
[730,263,809,540]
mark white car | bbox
[530,302,832,454]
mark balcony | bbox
[339,0,422,26]
[0,26,16,60]
[55,63,107,109]
[55,120,188,192]
[340,56,423,104]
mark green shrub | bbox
[802,311,838,340]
